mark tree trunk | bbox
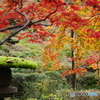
[0,98,4,100]
[71,29,76,90]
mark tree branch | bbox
[90,13,100,19]
[0,0,30,45]
[0,25,24,32]
[0,21,31,45]
[0,0,64,45]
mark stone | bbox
[0,86,18,98]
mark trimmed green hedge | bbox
[0,56,38,69]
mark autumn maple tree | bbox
[41,0,100,89]
[0,0,66,44]
[1,0,100,89]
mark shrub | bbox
[76,72,99,90]
[11,71,67,99]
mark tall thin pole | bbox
[71,29,76,90]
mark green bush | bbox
[11,71,67,99]
[76,72,100,90]
[11,71,100,99]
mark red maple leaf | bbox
[86,0,100,9]
[89,31,100,39]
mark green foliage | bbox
[58,44,72,68]
[11,71,68,99]
[76,72,100,90]
[42,93,63,100]
[0,38,43,67]
[0,45,9,53]
[11,68,35,73]
[0,56,38,69]
[60,44,72,57]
